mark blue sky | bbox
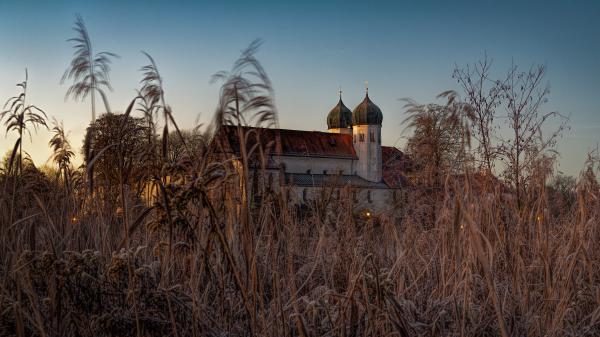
[1,0,599,176]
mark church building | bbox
[213,89,409,214]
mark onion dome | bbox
[352,91,383,125]
[327,94,353,129]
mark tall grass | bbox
[1,46,600,337]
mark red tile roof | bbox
[215,125,357,159]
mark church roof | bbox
[352,93,383,125]
[327,98,353,129]
[215,125,357,159]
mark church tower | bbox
[351,86,383,182]
[326,89,353,135]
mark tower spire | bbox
[338,86,343,100]
[365,80,369,96]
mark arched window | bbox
[367,190,372,203]
[302,188,308,202]
[359,133,365,142]
[353,134,357,143]
[352,190,358,203]
[370,131,375,142]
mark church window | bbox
[352,190,358,203]
[359,133,365,142]
[370,131,375,142]
[367,190,372,203]
[302,188,308,202]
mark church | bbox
[213,89,410,214]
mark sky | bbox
[0,0,599,176]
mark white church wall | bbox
[273,155,355,175]
[352,124,382,182]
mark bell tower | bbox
[351,85,382,182]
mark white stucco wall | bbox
[273,155,355,175]
[352,124,382,182]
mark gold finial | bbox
[338,86,343,99]
[365,80,369,95]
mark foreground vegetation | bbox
[1,16,600,337]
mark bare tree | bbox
[453,55,507,173]
[401,91,472,226]
[402,91,471,187]
[498,64,568,208]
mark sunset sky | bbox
[1,0,599,176]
